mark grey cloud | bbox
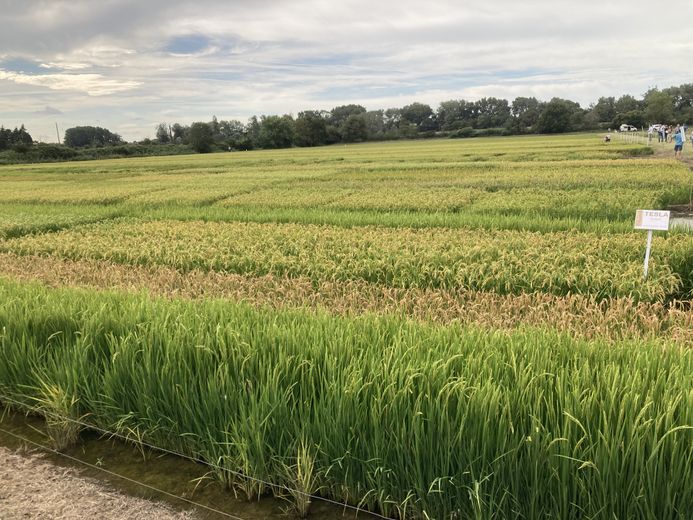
[34,105,64,115]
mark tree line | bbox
[150,84,693,152]
[2,84,692,162]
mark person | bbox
[673,128,684,158]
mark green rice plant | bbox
[33,380,82,450]
[0,280,690,519]
[278,439,320,517]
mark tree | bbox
[258,115,295,149]
[329,104,367,128]
[536,98,574,134]
[644,89,674,124]
[171,123,188,143]
[155,123,171,143]
[475,97,511,129]
[614,95,641,115]
[64,126,122,147]
[591,97,616,123]
[0,125,33,151]
[400,102,436,131]
[510,97,544,133]
[363,110,386,139]
[294,111,328,147]
[188,122,214,153]
[217,119,249,149]
[341,114,368,142]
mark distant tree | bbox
[64,126,122,147]
[294,111,328,147]
[258,115,295,149]
[0,125,33,152]
[0,127,9,150]
[536,98,574,133]
[510,97,544,133]
[383,108,402,132]
[217,119,248,149]
[591,96,616,123]
[400,102,436,131]
[329,104,367,128]
[244,116,261,149]
[171,123,188,143]
[188,122,214,153]
[341,114,368,142]
[644,89,674,124]
[363,110,386,139]
[155,123,171,143]
[614,94,641,115]
[613,110,646,128]
[475,97,511,129]
[437,100,477,130]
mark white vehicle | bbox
[619,124,639,132]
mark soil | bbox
[0,446,197,520]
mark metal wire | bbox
[0,425,246,520]
[0,393,389,519]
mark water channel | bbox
[0,408,380,520]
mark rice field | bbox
[0,134,691,519]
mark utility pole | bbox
[55,123,61,144]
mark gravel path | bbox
[0,446,197,520]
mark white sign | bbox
[634,210,670,231]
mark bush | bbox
[450,127,476,138]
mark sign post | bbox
[634,210,670,279]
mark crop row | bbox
[0,252,690,343]
[3,220,691,301]
[0,281,690,519]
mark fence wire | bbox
[0,393,389,520]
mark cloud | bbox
[2,0,693,140]
[0,69,141,96]
[34,105,64,115]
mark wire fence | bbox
[0,392,389,520]
[0,424,245,520]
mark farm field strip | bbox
[0,280,690,519]
[2,219,691,301]
[0,253,690,344]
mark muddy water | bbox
[0,409,379,520]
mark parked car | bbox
[619,124,638,132]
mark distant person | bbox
[673,129,684,158]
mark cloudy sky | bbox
[1,0,691,141]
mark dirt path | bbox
[0,446,197,520]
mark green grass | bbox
[0,280,690,519]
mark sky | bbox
[1,0,692,142]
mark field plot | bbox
[0,134,691,519]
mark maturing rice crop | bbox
[0,281,690,519]
[3,219,691,301]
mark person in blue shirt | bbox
[673,128,684,158]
